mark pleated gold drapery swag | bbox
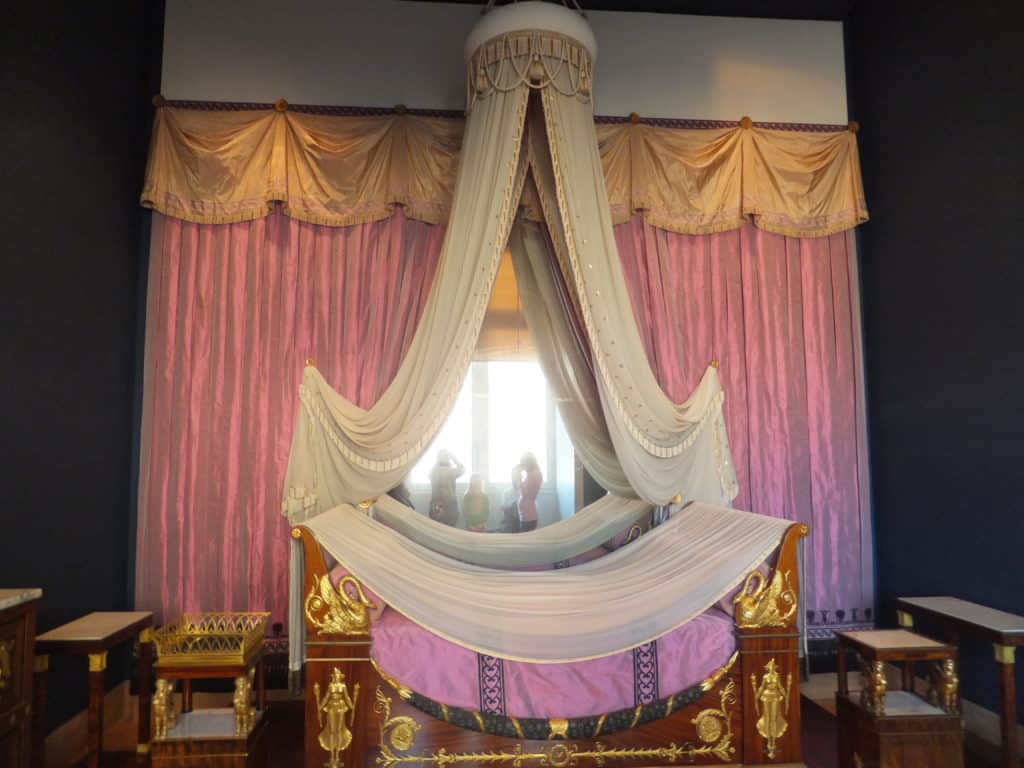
[142,105,868,238]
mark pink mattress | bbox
[369,605,735,719]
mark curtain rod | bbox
[154,97,858,134]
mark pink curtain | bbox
[615,216,872,621]
[135,209,444,623]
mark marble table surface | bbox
[0,587,43,611]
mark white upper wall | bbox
[162,0,847,124]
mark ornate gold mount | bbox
[316,667,360,768]
[152,678,178,739]
[701,651,739,693]
[928,658,959,714]
[994,644,1016,665]
[234,669,256,736]
[733,568,798,629]
[859,657,887,716]
[752,658,791,760]
[305,572,376,635]
[373,681,737,767]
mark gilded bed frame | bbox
[291,521,808,768]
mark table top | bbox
[158,708,263,742]
[898,597,1024,642]
[36,611,153,654]
[0,588,42,612]
[836,629,955,658]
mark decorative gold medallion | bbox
[752,658,791,759]
[375,685,421,754]
[315,667,359,768]
[691,679,739,761]
[306,573,376,635]
[733,568,798,629]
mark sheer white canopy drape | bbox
[283,15,743,669]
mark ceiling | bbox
[407,0,853,22]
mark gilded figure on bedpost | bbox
[734,522,808,765]
[293,525,377,768]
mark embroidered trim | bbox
[478,655,507,716]
[632,642,659,706]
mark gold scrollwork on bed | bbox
[733,568,797,629]
[305,572,376,635]
[373,682,738,767]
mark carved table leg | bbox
[902,660,914,692]
[257,657,267,711]
[995,644,1018,768]
[861,659,887,716]
[87,652,107,768]
[137,629,153,754]
[31,655,48,768]
[837,642,848,696]
[182,678,192,713]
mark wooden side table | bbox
[150,613,268,768]
[835,629,963,768]
[897,596,1024,768]
[0,588,42,768]
[34,611,154,768]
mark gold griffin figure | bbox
[930,658,959,713]
[752,658,791,759]
[306,574,375,635]
[233,669,255,736]
[152,678,177,739]
[315,667,360,768]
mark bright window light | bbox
[409,372,474,485]
[487,361,548,481]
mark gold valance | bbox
[142,106,463,226]
[596,121,867,236]
[142,106,867,236]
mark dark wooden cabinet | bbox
[837,691,964,768]
[0,590,41,768]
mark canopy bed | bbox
[137,0,872,765]
[292,505,807,768]
[270,5,819,765]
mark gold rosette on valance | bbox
[142,106,867,237]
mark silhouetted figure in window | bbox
[517,452,543,532]
[428,450,464,526]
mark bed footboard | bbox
[735,522,809,766]
[292,522,808,768]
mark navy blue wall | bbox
[848,0,1024,719]
[0,2,163,729]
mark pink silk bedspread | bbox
[368,605,735,719]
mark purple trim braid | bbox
[160,99,852,132]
